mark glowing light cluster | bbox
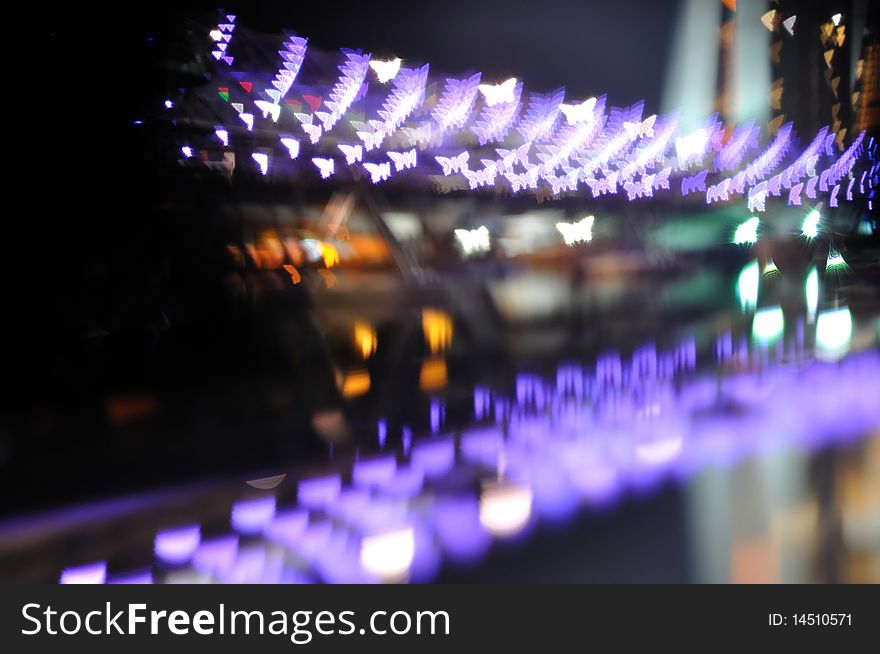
[714,122,760,172]
[56,324,880,585]
[264,35,308,106]
[432,73,481,133]
[472,80,523,145]
[358,65,429,150]
[179,19,873,213]
[517,88,564,143]
[313,49,372,138]
[211,14,236,65]
[675,119,718,169]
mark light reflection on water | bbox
[55,320,880,584]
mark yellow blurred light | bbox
[422,308,453,354]
[320,242,340,268]
[354,320,378,359]
[419,357,448,392]
[342,368,371,398]
[824,49,834,68]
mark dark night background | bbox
[16,1,680,451]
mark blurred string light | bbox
[312,157,335,179]
[338,143,363,165]
[737,260,760,312]
[180,146,193,158]
[214,126,229,147]
[251,152,269,175]
[463,161,497,189]
[369,58,402,83]
[752,305,784,344]
[477,78,517,106]
[831,13,842,26]
[815,306,852,361]
[254,100,281,122]
[363,161,392,183]
[313,49,371,136]
[675,126,709,168]
[432,73,482,133]
[623,114,656,139]
[518,88,564,142]
[296,113,323,144]
[211,13,236,65]
[733,216,760,244]
[265,35,307,105]
[801,208,821,239]
[388,148,417,171]
[558,97,597,125]
[280,136,300,159]
[177,18,871,210]
[805,266,819,320]
[555,215,594,246]
[164,99,174,109]
[472,80,522,145]
[435,151,469,176]
[358,65,429,150]
[454,225,491,255]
